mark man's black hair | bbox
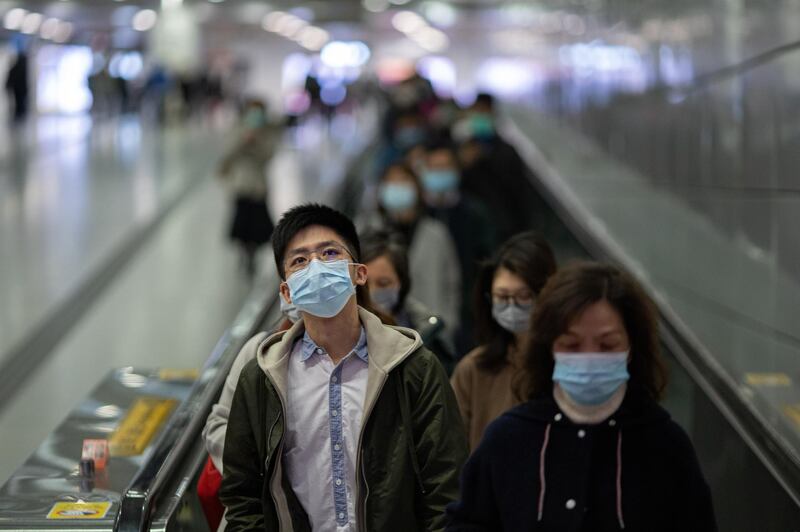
[474,92,495,109]
[424,137,456,154]
[272,203,361,279]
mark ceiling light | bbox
[132,9,157,31]
[3,8,27,30]
[53,21,74,43]
[362,0,389,13]
[392,11,426,34]
[21,12,43,34]
[297,26,329,51]
[40,17,61,40]
[389,0,412,5]
[262,11,288,32]
[420,2,457,28]
[277,16,307,38]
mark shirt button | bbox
[332,410,338,417]
[554,413,563,421]
[334,444,341,451]
[331,376,338,383]
[336,478,342,486]
[577,430,586,438]
[609,419,617,427]
[339,513,345,519]
[566,499,576,510]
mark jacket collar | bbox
[255,306,422,401]
[300,327,368,363]
[510,389,671,428]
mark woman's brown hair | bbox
[474,231,557,372]
[519,261,667,401]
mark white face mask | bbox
[492,302,533,334]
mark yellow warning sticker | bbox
[47,501,111,519]
[109,396,176,457]
[745,373,791,387]
[157,368,199,382]
[784,405,800,429]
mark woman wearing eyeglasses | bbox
[446,262,717,531]
[450,231,557,451]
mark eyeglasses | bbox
[490,291,534,306]
[285,242,353,275]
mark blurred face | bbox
[491,267,533,306]
[552,300,630,354]
[383,166,417,188]
[426,148,458,171]
[365,255,401,293]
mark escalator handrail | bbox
[114,286,278,532]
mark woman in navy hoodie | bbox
[446,261,717,532]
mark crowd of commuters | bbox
[197,71,717,531]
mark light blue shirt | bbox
[284,327,368,531]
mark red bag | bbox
[197,455,224,531]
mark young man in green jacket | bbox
[220,203,468,531]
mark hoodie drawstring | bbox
[537,423,552,522]
[616,429,625,529]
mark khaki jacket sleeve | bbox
[219,361,265,531]
[203,333,266,472]
[408,350,469,531]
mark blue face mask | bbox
[286,260,356,318]
[279,296,301,323]
[394,127,426,150]
[243,108,265,129]
[421,169,459,193]
[492,302,533,334]
[371,287,400,313]
[380,183,417,212]
[552,352,629,406]
[470,113,495,140]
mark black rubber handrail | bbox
[115,291,278,532]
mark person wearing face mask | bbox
[455,93,536,243]
[421,140,497,355]
[200,273,392,532]
[220,204,467,532]
[447,262,717,531]
[200,279,390,532]
[361,162,462,345]
[361,230,455,374]
[218,98,284,277]
[450,231,556,451]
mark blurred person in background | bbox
[450,231,556,450]
[422,140,497,354]
[447,262,716,531]
[218,98,283,278]
[359,161,461,344]
[361,229,455,373]
[455,92,533,242]
[4,51,29,123]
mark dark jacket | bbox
[221,307,469,531]
[446,393,717,532]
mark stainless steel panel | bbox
[0,368,193,530]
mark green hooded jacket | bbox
[220,307,469,531]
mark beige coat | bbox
[450,346,525,450]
